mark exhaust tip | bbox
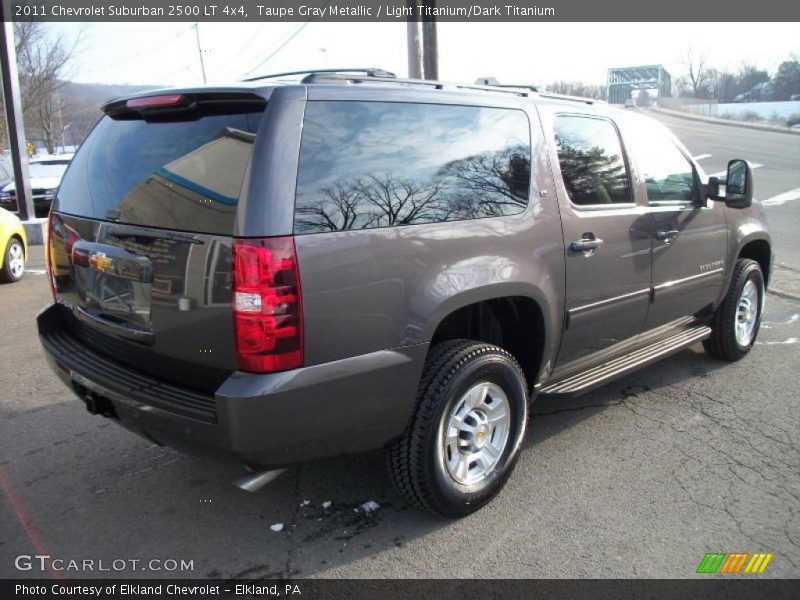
[233,468,287,493]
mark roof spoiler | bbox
[102,92,267,121]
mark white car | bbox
[0,160,70,218]
[30,153,74,166]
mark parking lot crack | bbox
[281,467,302,578]
[535,399,625,417]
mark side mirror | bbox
[706,159,753,208]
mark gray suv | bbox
[38,69,771,517]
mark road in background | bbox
[647,109,800,288]
[1,114,798,579]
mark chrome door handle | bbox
[656,230,680,240]
[570,238,604,252]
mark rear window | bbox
[56,111,263,235]
[553,115,632,206]
[294,101,531,234]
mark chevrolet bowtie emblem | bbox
[88,252,112,272]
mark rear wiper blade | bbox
[104,225,205,245]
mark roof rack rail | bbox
[242,67,396,83]
[454,82,533,96]
[474,77,539,92]
[474,77,597,103]
[305,72,534,97]
[304,72,445,88]
[537,92,596,105]
[244,70,597,104]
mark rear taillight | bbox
[45,211,56,300]
[233,237,303,373]
[46,214,79,301]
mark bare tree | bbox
[295,182,364,232]
[294,146,533,233]
[354,174,447,228]
[635,89,653,107]
[685,47,712,98]
[13,22,80,153]
[295,174,448,232]
[437,145,530,216]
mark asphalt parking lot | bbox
[1,113,799,580]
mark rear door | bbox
[544,110,652,379]
[50,94,265,393]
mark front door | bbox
[546,112,652,379]
[621,118,728,335]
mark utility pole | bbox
[0,19,35,224]
[406,0,423,79]
[421,0,439,80]
[55,90,65,153]
[194,23,207,84]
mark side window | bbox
[628,121,697,204]
[294,101,531,234]
[553,115,632,206]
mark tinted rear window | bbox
[294,101,531,234]
[56,111,263,235]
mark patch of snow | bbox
[360,500,381,513]
[270,523,284,532]
[322,500,332,508]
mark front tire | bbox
[0,237,25,283]
[703,258,764,361]
[387,340,528,517]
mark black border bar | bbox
[3,579,800,600]
[2,0,800,22]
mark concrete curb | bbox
[768,289,800,303]
[648,106,800,136]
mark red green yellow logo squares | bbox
[696,552,773,574]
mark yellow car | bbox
[0,207,27,283]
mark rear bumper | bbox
[37,304,427,467]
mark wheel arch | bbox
[0,233,26,279]
[737,237,771,288]
[424,285,554,390]
[2,233,24,265]
[11,232,26,251]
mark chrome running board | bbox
[539,325,712,398]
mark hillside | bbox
[57,81,163,149]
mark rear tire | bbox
[0,237,25,283]
[387,340,528,517]
[703,259,764,361]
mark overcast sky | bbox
[54,22,799,88]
